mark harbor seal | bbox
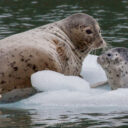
[0,13,106,102]
[97,47,128,90]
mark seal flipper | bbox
[78,75,83,78]
[91,80,108,88]
[0,88,37,103]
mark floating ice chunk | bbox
[31,70,90,92]
[81,54,107,84]
[16,87,128,108]
[1,54,128,112]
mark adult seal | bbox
[0,13,106,102]
[97,47,128,90]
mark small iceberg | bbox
[1,54,128,112]
[31,70,90,92]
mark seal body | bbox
[97,47,128,90]
[0,13,106,95]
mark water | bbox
[0,0,128,47]
[0,0,128,127]
[1,107,128,128]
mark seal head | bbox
[97,47,128,90]
[58,13,106,54]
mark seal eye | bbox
[107,53,111,57]
[86,29,92,34]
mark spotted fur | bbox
[98,47,128,90]
[0,13,106,96]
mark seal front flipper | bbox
[91,80,108,88]
[78,75,83,78]
[0,88,37,103]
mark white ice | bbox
[81,54,107,84]
[31,70,90,92]
[1,54,128,112]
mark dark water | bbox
[1,106,128,128]
[0,0,128,127]
[0,0,128,47]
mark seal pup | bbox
[0,13,106,102]
[97,47,128,90]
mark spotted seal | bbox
[97,47,128,90]
[0,13,106,102]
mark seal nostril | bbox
[100,40,103,44]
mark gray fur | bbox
[98,47,128,90]
[112,47,128,61]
